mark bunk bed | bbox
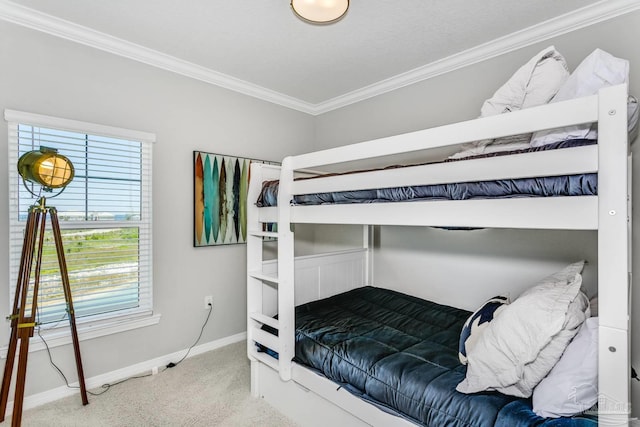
[245,83,632,426]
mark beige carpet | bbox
[22,341,298,426]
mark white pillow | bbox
[458,46,568,155]
[448,134,531,160]
[530,48,630,147]
[629,96,640,143]
[456,261,589,398]
[480,45,569,117]
[582,95,639,142]
[533,317,598,418]
[589,296,598,317]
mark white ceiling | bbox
[1,0,638,114]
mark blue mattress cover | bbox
[288,286,597,427]
[256,139,597,207]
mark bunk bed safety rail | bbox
[291,144,598,196]
[286,93,599,171]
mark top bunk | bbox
[252,83,633,230]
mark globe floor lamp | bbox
[0,147,88,426]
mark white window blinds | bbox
[6,110,154,325]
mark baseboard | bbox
[13,331,246,413]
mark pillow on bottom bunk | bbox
[458,295,510,364]
[533,317,598,418]
[456,261,589,398]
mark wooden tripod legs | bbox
[0,201,88,426]
[50,208,89,406]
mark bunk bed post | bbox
[596,83,631,424]
[277,157,295,381]
[363,225,374,285]
[247,162,265,397]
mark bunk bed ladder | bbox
[247,161,371,388]
[247,163,283,394]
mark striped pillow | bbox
[459,296,509,365]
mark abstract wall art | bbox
[193,151,276,246]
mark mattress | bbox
[270,286,597,427]
[256,139,597,208]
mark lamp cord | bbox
[36,303,213,397]
[167,302,213,368]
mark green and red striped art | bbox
[194,151,274,246]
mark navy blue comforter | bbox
[256,140,597,208]
[292,287,596,426]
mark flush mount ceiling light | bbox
[291,0,349,24]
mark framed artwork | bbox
[193,151,277,246]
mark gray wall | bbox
[0,21,315,397]
[2,5,640,415]
[314,10,640,415]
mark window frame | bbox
[4,109,158,351]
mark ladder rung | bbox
[252,326,279,353]
[248,271,279,284]
[249,312,279,329]
[248,230,278,238]
[250,348,279,370]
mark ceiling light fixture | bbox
[291,0,349,24]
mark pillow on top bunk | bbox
[448,134,531,160]
[581,94,640,142]
[480,45,569,117]
[628,96,640,143]
[450,95,639,160]
[458,295,510,364]
[532,317,598,418]
[530,48,630,147]
[450,46,568,159]
[456,261,589,398]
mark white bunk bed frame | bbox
[246,84,632,426]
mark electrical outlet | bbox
[204,295,213,310]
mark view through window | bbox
[8,115,153,326]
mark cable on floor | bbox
[37,302,213,396]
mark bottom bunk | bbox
[252,285,599,427]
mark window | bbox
[6,110,154,334]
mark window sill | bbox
[1,310,161,357]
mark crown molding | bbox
[0,0,317,114]
[1,0,639,116]
[312,0,640,115]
